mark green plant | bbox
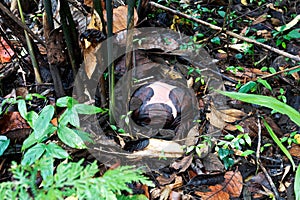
[218,148,234,170]
[264,119,296,171]
[295,165,300,200]
[238,78,272,93]
[218,91,300,127]
[0,135,10,156]
[280,131,299,148]
[226,65,244,75]
[0,158,153,200]
[277,88,287,103]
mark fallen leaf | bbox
[0,112,31,142]
[103,6,138,33]
[128,138,184,158]
[202,153,224,172]
[194,170,243,199]
[0,37,14,63]
[171,154,193,173]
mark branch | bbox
[0,2,46,47]
[149,1,300,62]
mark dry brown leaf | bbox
[206,105,245,130]
[252,14,268,25]
[288,143,300,159]
[194,171,243,199]
[195,184,230,200]
[171,154,193,173]
[202,153,224,172]
[241,0,247,5]
[156,173,176,186]
[0,112,31,142]
[83,43,101,79]
[103,6,138,33]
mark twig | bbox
[149,1,300,62]
[260,164,280,199]
[0,2,45,47]
[259,65,300,80]
[256,117,262,173]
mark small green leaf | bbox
[22,143,46,165]
[287,29,300,39]
[269,67,276,74]
[45,143,69,159]
[257,78,272,91]
[74,104,105,114]
[244,133,252,146]
[39,155,54,185]
[224,134,235,140]
[57,125,86,149]
[34,105,54,139]
[211,37,221,45]
[218,10,226,17]
[0,136,10,156]
[56,96,78,108]
[235,125,244,133]
[238,81,257,93]
[260,66,268,71]
[17,100,27,120]
[26,111,38,127]
[240,150,255,157]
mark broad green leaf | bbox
[57,125,86,149]
[73,129,94,143]
[39,155,54,185]
[295,165,300,200]
[238,81,257,93]
[59,108,80,127]
[56,96,78,108]
[22,131,37,151]
[22,143,46,165]
[244,133,251,146]
[264,120,296,171]
[34,105,55,139]
[218,91,300,127]
[26,111,38,127]
[0,136,10,156]
[218,11,225,17]
[17,100,27,120]
[74,104,105,114]
[45,143,69,159]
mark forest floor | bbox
[0,0,299,199]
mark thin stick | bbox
[259,65,300,80]
[149,1,300,62]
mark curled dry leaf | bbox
[194,170,243,200]
[206,104,246,131]
[0,112,31,142]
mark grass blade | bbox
[263,119,296,171]
[295,165,300,200]
[217,91,300,126]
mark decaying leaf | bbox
[206,104,245,131]
[0,112,31,142]
[103,5,138,33]
[128,138,184,158]
[194,170,243,199]
[202,153,224,172]
[171,154,193,173]
[0,37,14,63]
